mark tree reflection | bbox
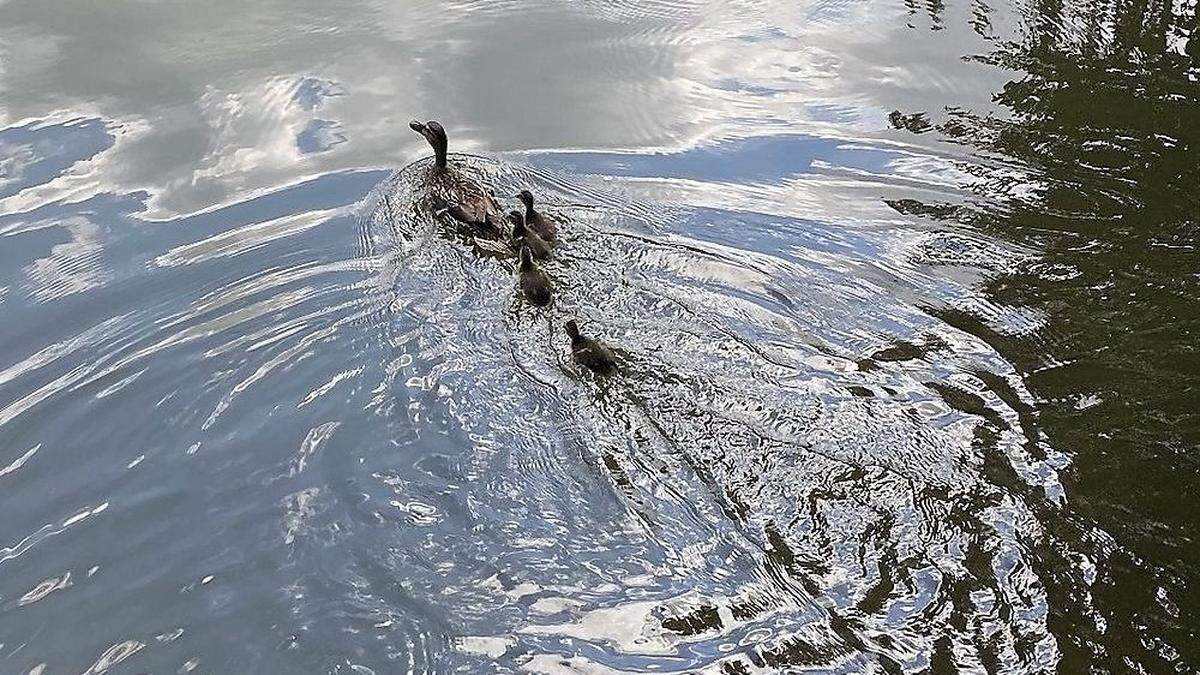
[891,0,1199,668]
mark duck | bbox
[509,210,552,260]
[517,189,558,242]
[409,120,505,240]
[518,246,553,306]
[565,320,617,375]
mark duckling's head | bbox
[409,120,448,167]
[509,210,527,236]
[565,320,582,342]
[518,190,535,209]
[519,245,534,268]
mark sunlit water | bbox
[1,0,1196,673]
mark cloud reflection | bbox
[0,0,1008,218]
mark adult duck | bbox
[410,120,505,240]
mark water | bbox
[0,0,1196,673]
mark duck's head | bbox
[409,120,448,167]
[519,245,534,268]
[565,320,582,342]
[508,210,527,236]
[517,190,535,209]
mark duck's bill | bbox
[409,120,426,133]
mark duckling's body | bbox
[566,320,617,375]
[509,210,552,260]
[518,246,553,306]
[410,120,505,240]
[518,190,558,242]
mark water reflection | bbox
[0,0,1196,671]
[0,0,1008,218]
[886,0,1200,667]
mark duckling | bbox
[409,120,504,239]
[509,210,552,260]
[518,246,552,306]
[565,320,617,375]
[517,189,558,242]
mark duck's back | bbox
[521,268,553,306]
[528,210,557,242]
[420,163,502,227]
[575,340,616,374]
[514,231,552,259]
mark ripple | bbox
[0,149,1075,671]
[81,640,144,675]
[0,443,39,478]
[0,0,1171,668]
[348,155,1071,671]
[21,216,109,302]
[154,205,353,267]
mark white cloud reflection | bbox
[0,0,1015,218]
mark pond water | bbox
[0,0,1196,672]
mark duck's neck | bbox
[524,202,535,220]
[434,147,448,171]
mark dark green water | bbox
[0,0,1196,672]
[899,7,1200,667]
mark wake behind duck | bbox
[399,119,626,370]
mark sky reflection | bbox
[0,0,1012,218]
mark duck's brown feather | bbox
[418,162,505,239]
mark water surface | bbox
[0,0,1196,672]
